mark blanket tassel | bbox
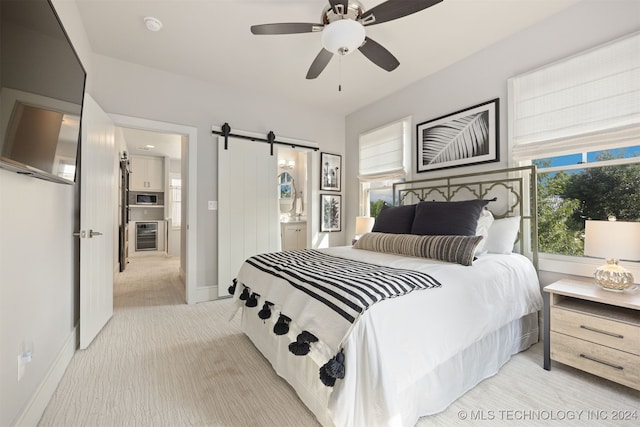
[273,314,291,335]
[258,301,273,320]
[239,286,250,301]
[288,331,318,356]
[227,278,237,295]
[319,350,345,387]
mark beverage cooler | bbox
[136,222,158,251]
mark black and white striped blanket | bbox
[235,249,441,353]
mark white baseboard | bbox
[15,327,77,427]
[194,285,219,303]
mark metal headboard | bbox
[393,165,538,270]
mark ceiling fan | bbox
[250,0,443,80]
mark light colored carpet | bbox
[39,255,639,427]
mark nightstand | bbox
[543,279,640,390]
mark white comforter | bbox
[234,246,542,427]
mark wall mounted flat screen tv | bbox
[0,0,86,184]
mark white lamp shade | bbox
[584,220,640,261]
[355,216,375,235]
[321,19,365,55]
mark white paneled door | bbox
[79,95,116,349]
[218,136,280,297]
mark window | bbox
[534,146,640,256]
[509,32,640,275]
[170,175,181,228]
[358,117,411,217]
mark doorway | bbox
[277,148,309,251]
[110,114,198,304]
[119,126,181,261]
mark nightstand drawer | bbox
[551,307,639,355]
[551,332,639,391]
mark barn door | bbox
[217,136,279,297]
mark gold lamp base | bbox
[594,259,634,292]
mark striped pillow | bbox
[354,232,483,266]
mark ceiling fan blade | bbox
[250,23,321,35]
[358,37,400,72]
[360,0,443,26]
[329,0,349,15]
[306,49,333,79]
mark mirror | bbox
[278,172,295,216]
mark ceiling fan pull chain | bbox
[338,55,342,92]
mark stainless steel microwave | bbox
[136,194,157,205]
[129,192,164,205]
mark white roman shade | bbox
[510,32,640,160]
[359,119,408,181]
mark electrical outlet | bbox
[17,355,26,381]
[208,201,217,210]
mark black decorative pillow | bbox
[371,204,416,234]
[354,232,483,266]
[410,199,490,236]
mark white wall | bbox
[0,172,76,426]
[89,54,346,293]
[344,0,640,247]
[0,1,95,425]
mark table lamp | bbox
[584,218,640,291]
[353,216,375,244]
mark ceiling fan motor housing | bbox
[321,1,364,24]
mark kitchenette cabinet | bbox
[130,155,164,191]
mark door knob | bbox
[89,229,103,238]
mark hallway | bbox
[115,255,184,308]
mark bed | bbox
[230,166,542,427]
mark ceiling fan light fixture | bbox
[321,19,365,56]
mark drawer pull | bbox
[579,354,624,370]
[579,325,623,339]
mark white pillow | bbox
[484,216,521,254]
[474,209,494,256]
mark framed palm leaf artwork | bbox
[416,98,499,173]
[320,194,341,232]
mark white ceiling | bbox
[76,0,581,116]
[121,126,182,159]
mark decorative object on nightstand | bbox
[352,216,374,244]
[584,217,640,292]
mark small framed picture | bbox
[320,194,341,232]
[416,98,499,173]
[320,152,341,191]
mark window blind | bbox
[510,32,640,160]
[359,119,407,181]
